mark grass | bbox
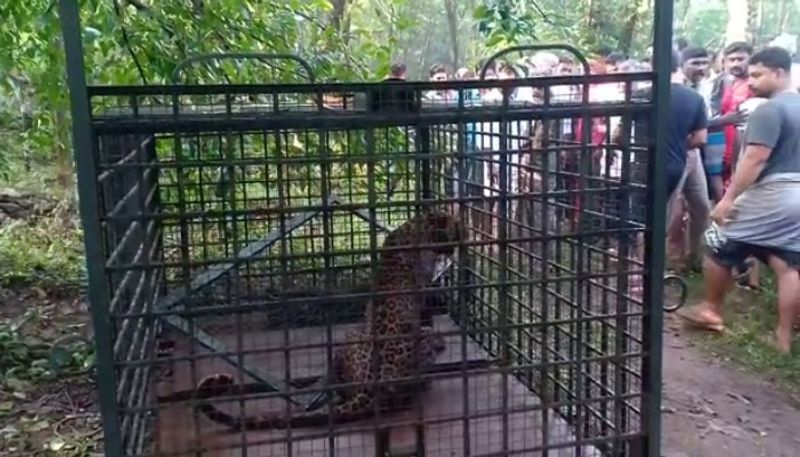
[0,292,100,457]
[682,271,800,392]
[1,158,99,456]
[0,211,85,294]
[1,156,84,293]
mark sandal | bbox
[677,306,726,333]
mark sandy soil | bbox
[660,315,800,457]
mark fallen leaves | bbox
[45,437,66,451]
[726,391,753,405]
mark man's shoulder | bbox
[771,91,800,107]
[671,83,702,97]
[751,94,795,118]
[671,84,706,110]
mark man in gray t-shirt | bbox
[741,92,800,178]
[680,47,800,354]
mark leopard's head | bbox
[422,209,464,256]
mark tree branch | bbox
[113,0,149,84]
[125,0,149,11]
[528,0,555,25]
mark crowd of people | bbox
[384,39,800,354]
[670,43,800,355]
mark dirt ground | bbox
[660,314,800,457]
[3,288,800,456]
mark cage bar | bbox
[60,1,672,456]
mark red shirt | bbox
[720,78,752,162]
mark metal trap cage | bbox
[60,1,674,456]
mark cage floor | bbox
[154,316,597,457]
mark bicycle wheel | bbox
[663,274,688,312]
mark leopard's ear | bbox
[422,207,453,229]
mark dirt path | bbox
[660,315,800,457]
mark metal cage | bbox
[59,1,674,456]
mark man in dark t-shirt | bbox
[609,52,707,299]
[666,82,708,197]
[630,51,708,199]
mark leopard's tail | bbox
[194,374,372,430]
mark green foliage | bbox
[0,310,98,457]
[683,273,800,388]
[675,1,728,50]
[475,0,539,49]
[473,0,656,58]
[1,311,94,388]
[0,216,85,292]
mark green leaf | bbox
[82,352,96,370]
[312,0,334,11]
[49,345,73,372]
[473,4,490,20]
[0,402,14,412]
[4,377,29,393]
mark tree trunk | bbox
[619,0,641,55]
[725,0,749,44]
[746,0,759,43]
[444,0,460,69]
[778,0,790,33]
[677,0,691,31]
[330,0,350,31]
[585,0,594,28]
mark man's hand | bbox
[719,110,748,126]
[710,197,736,226]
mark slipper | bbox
[677,306,725,333]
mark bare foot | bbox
[761,331,792,354]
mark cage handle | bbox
[170,52,316,84]
[479,44,592,79]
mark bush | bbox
[0,209,85,292]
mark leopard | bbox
[193,209,464,429]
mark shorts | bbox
[707,239,800,270]
[702,132,725,176]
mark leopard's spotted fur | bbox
[194,209,463,429]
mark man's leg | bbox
[707,174,724,203]
[666,164,690,265]
[682,150,711,270]
[765,253,799,353]
[700,254,730,321]
[678,239,745,331]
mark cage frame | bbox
[58,0,675,455]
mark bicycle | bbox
[663,273,689,313]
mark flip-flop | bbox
[677,306,726,333]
